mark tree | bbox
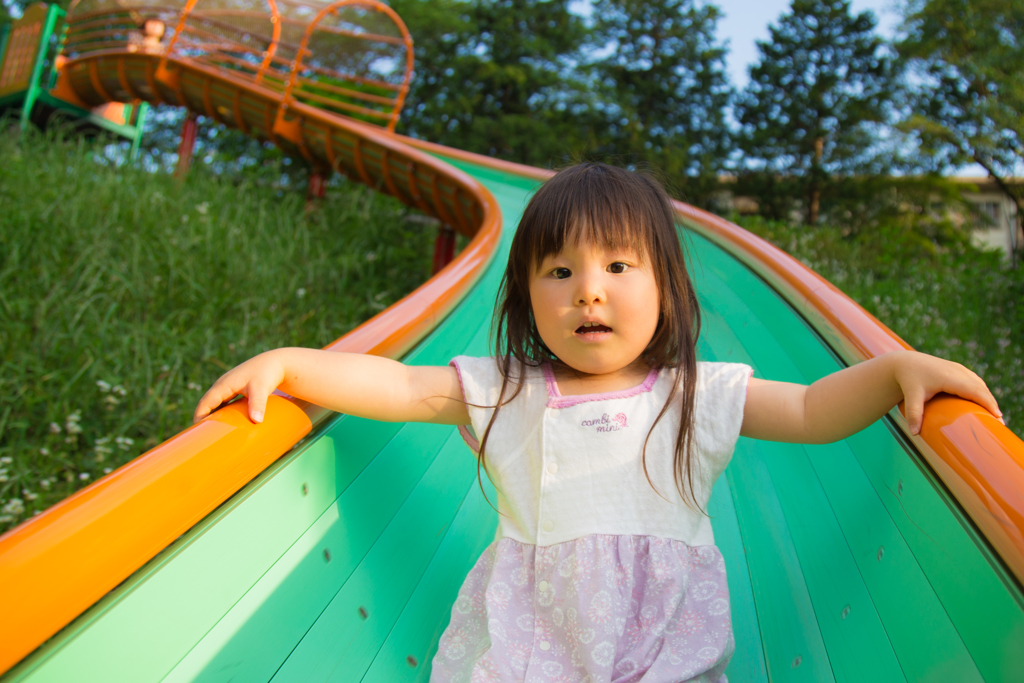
[590,0,732,205]
[392,0,596,167]
[736,0,895,225]
[897,0,1024,254]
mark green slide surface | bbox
[6,157,1023,683]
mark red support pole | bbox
[175,113,199,179]
[308,170,327,200]
[432,224,456,275]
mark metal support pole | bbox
[20,5,62,131]
[175,113,198,179]
[431,224,456,275]
[129,102,149,163]
[308,170,327,200]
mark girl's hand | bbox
[192,348,470,427]
[193,350,286,424]
[893,350,1002,435]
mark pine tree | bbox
[590,0,732,204]
[392,0,594,167]
[897,0,1024,255]
[736,0,894,225]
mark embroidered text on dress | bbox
[580,412,629,432]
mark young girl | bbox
[194,163,1001,682]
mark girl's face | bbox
[529,240,660,376]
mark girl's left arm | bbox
[740,350,1002,443]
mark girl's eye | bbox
[553,267,572,279]
[608,262,629,274]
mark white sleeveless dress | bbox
[430,356,752,683]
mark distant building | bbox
[710,175,1023,262]
[953,177,1022,261]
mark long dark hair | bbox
[476,162,705,510]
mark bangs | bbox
[521,164,672,272]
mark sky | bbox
[716,0,903,89]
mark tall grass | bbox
[0,129,436,531]
[734,215,1024,440]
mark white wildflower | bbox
[187,382,202,391]
[40,479,51,491]
[49,422,61,434]
[103,468,113,474]
[23,491,37,501]
[0,515,12,523]
[0,456,11,465]
[96,380,111,392]
[79,472,90,481]
[114,436,133,451]
[104,395,119,406]
[39,448,49,456]
[113,385,127,397]
[2,499,24,515]
[65,412,82,435]
[196,202,209,215]
[296,288,306,298]
[365,251,377,262]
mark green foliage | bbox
[736,0,896,224]
[591,0,732,205]
[820,174,972,244]
[392,0,736,184]
[896,0,1024,224]
[736,214,1023,438]
[0,129,434,531]
[392,0,595,167]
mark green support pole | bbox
[47,6,67,90]
[129,102,149,162]
[20,4,62,131]
[0,24,11,78]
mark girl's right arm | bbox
[192,348,471,427]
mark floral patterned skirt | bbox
[430,535,733,682]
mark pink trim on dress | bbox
[542,363,660,409]
[449,359,481,451]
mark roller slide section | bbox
[1,3,1023,677]
[4,152,1024,681]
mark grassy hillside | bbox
[0,130,436,531]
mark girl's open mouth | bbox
[575,323,613,340]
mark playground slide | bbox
[2,3,1024,681]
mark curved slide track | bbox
[2,2,1024,680]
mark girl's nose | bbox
[574,274,605,305]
